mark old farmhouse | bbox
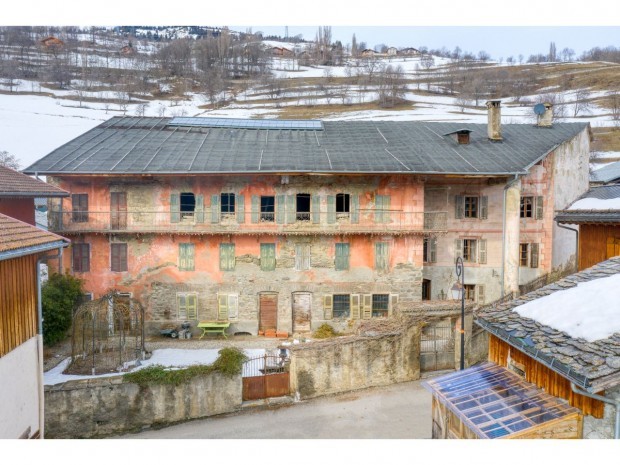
[24,104,591,336]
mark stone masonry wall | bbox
[582,385,620,439]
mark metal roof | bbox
[591,161,620,184]
[555,184,620,224]
[23,117,589,176]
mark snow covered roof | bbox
[591,160,620,184]
[476,257,620,393]
[556,184,620,224]
[23,116,589,176]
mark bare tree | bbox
[0,150,20,169]
[134,102,149,117]
[572,89,592,116]
[607,91,620,122]
[420,54,435,71]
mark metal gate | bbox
[242,353,290,401]
[420,319,455,372]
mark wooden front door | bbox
[110,192,127,229]
[292,292,311,332]
[607,237,620,259]
[259,293,278,332]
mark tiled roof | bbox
[23,117,589,176]
[0,213,69,259]
[555,184,620,224]
[0,165,68,197]
[476,257,620,392]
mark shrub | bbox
[42,273,83,345]
[312,323,341,339]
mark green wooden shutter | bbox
[362,294,372,319]
[351,195,360,224]
[383,195,391,223]
[286,195,296,223]
[170,193,180,223]
[260,243,276,271]
[375,242,388,271]
[455,239,463,261]
[251,195,260,223]
[536,196,544,220]
[455,195,464,219]
[351,295,361,319]
[217,294,229,320]
[430,237,437,263]
[195,194,205,223]
[480,196,488,220]
[312,195,320,224]
[228,294,238,320]
[179,244,186,270]
[335,243,350,270]
[327,195,336,224]
[236,194,245,223]
[211,195,220,223]
[220,243,235,271]
[323,295,333,319]
[479,239,487,264]
[179,244,194,271]
[276,194,285,224]
[530,243,539,268]
[187,294,197,320]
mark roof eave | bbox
[0,239,70,262]
[0,192,69,198]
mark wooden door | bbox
[259,294,278,332]
[111,192,127,229]
[607,237,620,259]
[292,292,311,332]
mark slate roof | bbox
[591,160,620,184]
[22,117,589,176]
[0,165,68,198]
[0,213,69,260]
[476,257,620,392]
[555,184,620,224]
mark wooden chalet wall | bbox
[579,224,620,271]
[488,334,604,418]
[0,255,38,357]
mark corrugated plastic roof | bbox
[23,117,589,176]
[0,213,69,258]
[0,165,68,197]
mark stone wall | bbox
[288,320,421,399]
[44,372,242,438]
[582,385,620,439]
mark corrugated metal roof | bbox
[0,165,68,197]
[591,161,620,184]
[556,185,620,224]
[0,213,69,258]
[22,117,589,176]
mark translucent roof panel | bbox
[168,117,324,131]
[422,362,580,439]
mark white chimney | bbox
[537,103,554,127]
[486,100,502,141]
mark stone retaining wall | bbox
[44,372,242,438]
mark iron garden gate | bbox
[242,353,290,401]
[420,319,455,372]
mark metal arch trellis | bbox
[67,290,146,375]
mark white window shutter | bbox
[351,294,361,319]
[389,294,399,316]
[228,294,238,320]
[217,294,228,321]
[323,295,333,319]
[362,294,372,319]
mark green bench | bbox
[197,321,230,339]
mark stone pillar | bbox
[504,179,521,295]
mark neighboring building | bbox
[386,47,398,56]
[39,36,64,48]
[590,160,620,186]
[0,165,68,225]
[0,213,69,439]
[399,47,421,56]
[556,184,620,270]
[360,49,378,57]
[120,44,135,56]
[268,46,294,57]
[24,105,591,336]
[471,257,620,439]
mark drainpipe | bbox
[571,383,620,439]
[557,223,579,271]
[501,175,520,297]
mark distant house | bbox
[386,47,398,56]
[399,47,421,56]
[0,213,69,438]
[360,49,378,57]
[268,46,294,57]
[39,36,64,48]
[556,184,620,270]
[120,44,135,56]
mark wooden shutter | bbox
[375,242,388,270]
[187,294,197,320]
[220,243,235,271]
[323,295,333,320]
[179,244,194,271]
[211,194,220,223]
[335,243,350,270]
[195,194,205,223]
[351,294,361,319]
[236,194,245,223]
[480,196,488,220]
[479,239,487,264]
[351,195,360,224]
[455,195,464,219]
[286,195,296,223]
[375,195,390,223]
[276,194,286,224]
[170,193,180,223]
[477,285,485,304]
[227,294,238,320]
[177,294,187,320]
[217,294,229,320]
[455,239,463,261]
[260,243,276,271]
[430,237,437,263]
[111,243,127,272]
[383,195,391,223]
[251,195,260,223]
[536,196,544,220]
[327,195,336,224]
[312,195,320,224]
[389,294,399,316]
[362,294,372,319]
[530,243,539,268]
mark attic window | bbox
[444,129,473,145]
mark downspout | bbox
[571,383,620,439]
[557,223,579,271]
[501,174,520,297]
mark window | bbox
[375,194,391,223]
[261,196,275,222]
[110,243,127,272]
[464,284,476,301]
[372,294,389,318]
[71,193,88,223]
[335,243,350,270]
[520,243,529,266]
[423,237,437,263]
[295,243,311,270]
[217,294,239,320]
[180,192,196,220]
[375,242,389,271]
[72,243,90,272]
[455,195,488,220]
[464,196,478,218]
[220,243,235,271]
[221,193,235,215]
[260,243,276,271]
[296,193,311,221]
[179,243,195,271]
[333,294,351,318]
[336,193,350,216]
[463,239,477,263]
[177,293,197,320]
[519,243,539,268]
[520,197,533,218]
[78,293,93,305]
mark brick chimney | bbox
[486,100,502,141]
[537,103,554,127]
